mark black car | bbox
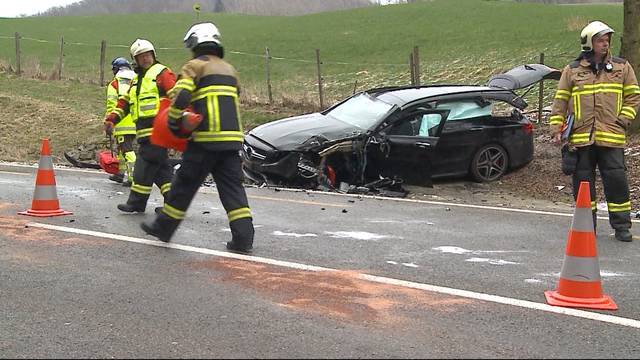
[242,64,560,190]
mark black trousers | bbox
[573,144,631,231]
[155,146,254,246]
[126,141,173,209]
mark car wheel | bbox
[470,144,509,182]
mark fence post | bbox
[538,52,545,123]
[413,46,421,86]
[99,40,107,86]
[58,36,64,80]
[316,49,324,110]
[14,32,21,76]
[265,47,273,105]
[409,53,415,85]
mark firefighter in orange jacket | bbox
[141,22,254,253]
[549,21,640,242]
[105,39,177,213]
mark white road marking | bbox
[273,231,318,238]
[26,221,640,329]
[324,231,396,241]
[386,260,399,265]
[525,279,543,284]
[465,257,519,265]
[401,262,419,268]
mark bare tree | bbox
[621,0,640,72]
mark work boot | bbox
[122,179,132,187]
[117,203,145,213]
[614,229,633,242]
[141,221,172,242]
[109,173,124,183]
[226,241,253,254]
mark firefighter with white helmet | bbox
[549,20,640,242]
[104,38,177,213]
[141,22,255,253]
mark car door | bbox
[375,109,448,186]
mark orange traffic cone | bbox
[18,138,72,217]
[544,181,617,310]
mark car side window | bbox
[388,113,442,136]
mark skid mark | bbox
[187,258,472,326]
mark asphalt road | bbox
[1,163,640,358]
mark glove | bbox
[104,120,114,135]
[168,117,189,138]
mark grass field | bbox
[0,0,625,162]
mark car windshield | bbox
[325,93,394,129]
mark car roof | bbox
[369,85,511,106]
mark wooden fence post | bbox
[15,32,21,76]
[265,47,273,105]
[413,46,421,86]
[538,52,545,123]
[316,49,324,110]
[409,53,415,85]
[57,36,64,80]
[99,40,107,86]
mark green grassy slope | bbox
[0,0,622,103]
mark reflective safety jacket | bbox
[110,63,176,142]
[550,55,640,148]
[169,54,243,151]
[106,69,136,137]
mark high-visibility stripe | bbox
[621,106,637,118]
[569,133,591,144]
[114,126,136,132]
[114,108,125,118]
[228,207,252,222]
[573,83,623,91]
[193,85,237,97]
[192,131,244,143]
[131,182,152,195]
[169,107,183,119]
[549,115,565,125]
[214,96,221,132]
[175,78,196,92]
[571,208,594,232]
[33,185,59,200]
[161,182,171,194]
[608,201,631,212]
[137,128,153,138]
[624,85,640,96]
[594,131,626,144]
[572,88,622,96]
[591,201,597,211]
[162,203,185,220]
[559,255,601,281]
[620,110,635,119]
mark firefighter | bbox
[550,21,640,242]
[104,39,177,213]
[141,22,254,253]
[105,57,137,186]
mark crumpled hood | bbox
[248,113,361,151]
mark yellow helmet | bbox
[129,38,156,59]
[580,21,614,52]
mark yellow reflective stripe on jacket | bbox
[549,115,565,126]
[227,207,252,222]
[136,128,153,138]
[572,94,581,120]
[624,85,640,96]
[169,106,183,119]
[554,89,571,101]
[192,131,244,143]
[569,132,591,144]
[130,64,166,120]
[620,106,637,119]
[174,78,196,92]
[591,201,597,211]
[162,203,185,220]
[572,83,623,91]
[131,182,152,195]
[608,201,631,212]
[594,131,626,144]
[192,85,238,102]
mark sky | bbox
[0,0,80,18]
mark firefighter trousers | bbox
[126,141,173,209]
[573,144,631,231]
[115,134,136,182]
[155,147,254,247]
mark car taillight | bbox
[523,122,534,135]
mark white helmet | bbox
[183,22,222,49]
[580,21,614,52]
[129,38,156,59]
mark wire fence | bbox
[0,32,578,118]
